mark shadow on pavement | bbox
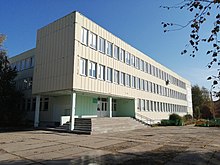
[0,146,219,165]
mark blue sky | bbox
[0,0,216,89]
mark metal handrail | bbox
[135,112,155,125]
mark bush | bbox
[183,114,193,122]
[169,113,182,121]
[160,119,175,126]
[160,114,184,126]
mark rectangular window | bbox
[151,101,154,111]
[141,99,145,111]
[99,37,105,53]
[137,99,141,110]
[149,64,152,75]
[114,70,119,84]
[89,32,97,49]
[81,27,88,45]
[30,57,34,67]
[21,60,25,71]
[145,62,148,73]
[119,49,125,62]
[89,61,97,78]
[120,72,125,85]
[141,79,145,90]
[140,60,144,71]
[106,67,112,82]
[130,54,135,66]
[106,41,113,56]
[136,77,140,90]
[125,51,130,65]
[145,81,148,91]
[80,58,87,76]
[135,57,140,69]
[131,76,136,88]
[149,82,153,92]
[98,64,105,80]
[32,98,36,111]
[146,100,150,111]
[43,98,49,111]
[113,45,119,59]
[27,99,31,111]
[25,58,31,69]
[125,74,131,87]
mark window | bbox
[30,57,34,67]
[137,99,141,110]
[114,70,119,84]
[89,61,97,78]
[25,58,31,69]
[98,65,105,80]
[130,55,135,66]
[99,37,105,53]
[151,101,154,111]
[106,67,112,82]
[21,60,25,70]
[44,98,49,111]
[81,27,88,45]
[135,57,140,69]
[120,72,125,85]
[125,74,130,87]
[149,82,153,92]
[146,100,150,111]
[89,32,97,49]
[106,41,113,56]
[80,58,87,76]
[27,99,31,111]
[136,77,140,90]
[125,51,130,64]
[28,77,33,89]
[140,60,144,71]
[145,81,148,91]
[131,76,136,88]
[145,62,148,73]
[32,98,36,111]
[114,45,119,59]
[140,79,145,90]
[141,99,145,111]
[119,49,125,62]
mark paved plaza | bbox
[0,125,220,165]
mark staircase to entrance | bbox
[58,117,148,134]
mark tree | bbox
[161,0,220,86]
[192,85,214,119]
[0,34,23,126]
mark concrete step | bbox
[55,117,148,135]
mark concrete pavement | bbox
[0,125,220,164]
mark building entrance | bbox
[97,98,108,117]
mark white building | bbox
[9,11,193,130]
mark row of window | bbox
[81,27,186,89]
[11,56,35,71]
[137,99,187,113]
[16,77,33,91]
[80,58,186,101]
[21,97,49,112]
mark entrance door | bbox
[97,98,108,117]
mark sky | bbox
[0,0,217,89]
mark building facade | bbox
[10,11,193,129]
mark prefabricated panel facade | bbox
[10,11,193,126]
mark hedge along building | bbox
[10,11,193,130]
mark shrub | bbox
[169,113,182,121]
[169,113,184,126]
[183,114,193,121]
[160,119,175,126]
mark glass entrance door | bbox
[97,98,108,117]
